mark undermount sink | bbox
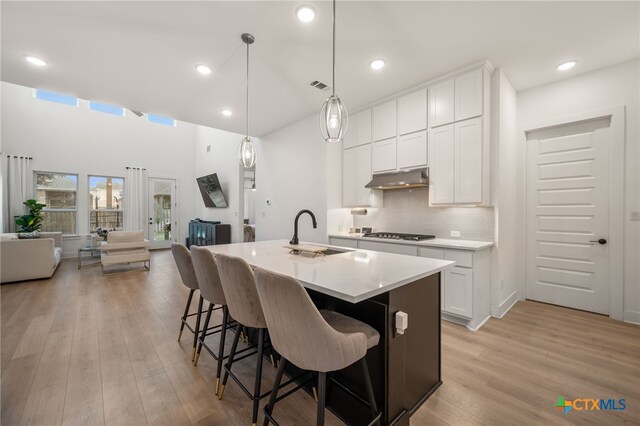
[323,248,353,256]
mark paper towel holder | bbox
[350,208,368,215]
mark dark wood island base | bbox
[288,272,442,426]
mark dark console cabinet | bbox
[187,220,231,247]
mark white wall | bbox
[255,115,332,244]
[193,125,247,243]
[517,59,640,323]
[490,69,520,317]
[1,81,248,255]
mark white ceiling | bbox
[2,1,638,137]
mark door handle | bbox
[589,238,607,245]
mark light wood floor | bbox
[1,250,638,426]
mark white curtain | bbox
[1,154,33,233]
[124,167,148,233]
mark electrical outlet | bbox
[631,211,640,221]
[450,230,461,238]
[261,211,266,218]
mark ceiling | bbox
[2,1,638,137]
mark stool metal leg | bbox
[317,372,326,426]
[215,305,229,395]
[263,358,286,426]
[219,323,242,400]
[251,328,266,426]
[194,302,214,366]
[192,295,204,362]
[360,357,379,425]
[178,289,194,341]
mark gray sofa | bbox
[0,232,63,283]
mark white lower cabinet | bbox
[442,266,473,319]
[357,240,418,256]
[328,237,492,331]
[418,246,491,330]
[328,237,358,249]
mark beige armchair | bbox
[100,231,150,274]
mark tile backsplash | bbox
[352,187,494,241]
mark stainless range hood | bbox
[365,169,429,190]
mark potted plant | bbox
[14,199,46,239]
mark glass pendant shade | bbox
[320,94,348,143]
[239,136,256,168]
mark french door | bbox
[148,177,176,249]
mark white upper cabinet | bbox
[454,117,483,203]
[397,131,427,170]
[428,124,455,204]
[372,138,397,173]
[344,109,372,149]
[428,79,454,127]
[454,68,483,122]
[398,89,427,135]
[373,100,397,141]
[343,144,373,207]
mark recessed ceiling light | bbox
[196,64,212,75]
[221,109,232,117]
[557,60,577,71]
[25,56,47,66]
[296,5,316,23]
[370,59,385,70]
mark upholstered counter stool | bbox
[254,268,381,426]
[172,243,212,361]
[216,253,303,426]
[190,246,242,394]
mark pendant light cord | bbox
[246,40,249,137]
[332,0,336,96]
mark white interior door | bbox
[148,177,176,249]
[526,117,611,314]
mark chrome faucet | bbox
[289,209,317,245]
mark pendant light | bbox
[320,0,348,144]
[239,33,256,168]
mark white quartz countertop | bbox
[205,240,454,304]
[329,233,494,251]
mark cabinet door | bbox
[398,89,427,135]
[357,240,418,256]
[342,147,358,206]
[454,117,482,203]
[428,124,454,204]
[373,100,397,141]
[428,79,454,127]
[454,68,483,122]
[329,237,358,249]
[355,109,372,147]
[397,131,427,170]
[355,144,373,205]
[372,138,397,173]
[442,266,473,318]
[345,109,372,149]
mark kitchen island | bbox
[205,240,454,426]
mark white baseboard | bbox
[491,290,519,319]
[624,310,640,325]
[442,312,491,332]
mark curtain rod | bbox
[125,166,147,170]
[1,153,33,159]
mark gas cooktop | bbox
[362,232,435,241]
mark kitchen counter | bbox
[329,232,494,251]
[205,239,454,303]
[205,239,448,425]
